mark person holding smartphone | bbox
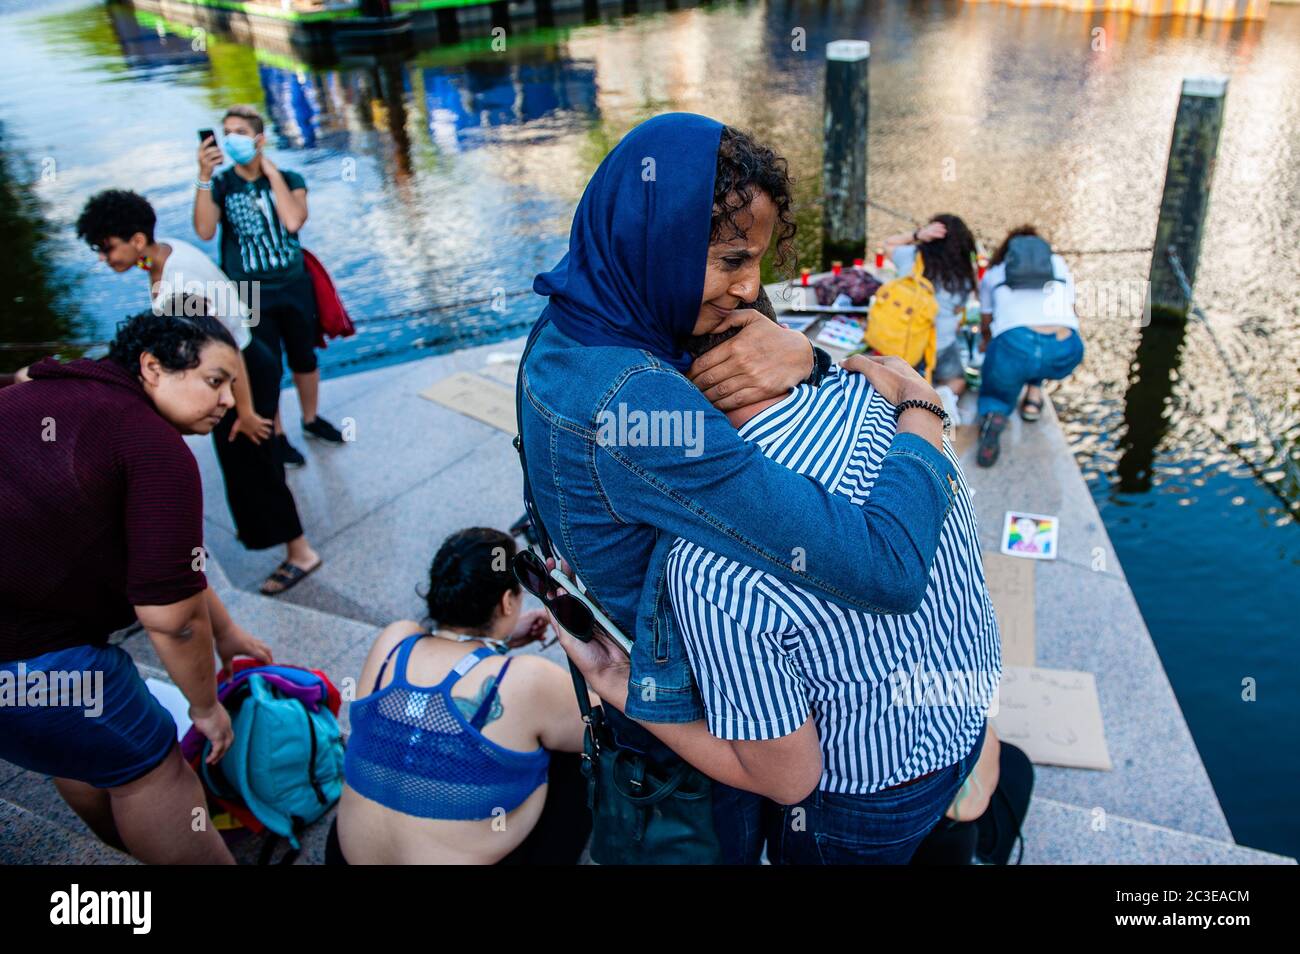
[193,104,346,470]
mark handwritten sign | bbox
[419,371,516,435]
[991,665,1112,771]
[982,552,1036,667]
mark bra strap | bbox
[468,657,514,730]
[373,633,425,692]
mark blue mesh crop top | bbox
[344,635,550,820]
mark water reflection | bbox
[106,2,210,70]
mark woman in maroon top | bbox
[0,309,271,864]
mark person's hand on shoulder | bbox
[688,309,812,411]
[838,354,940,407]
[230,410,272,445]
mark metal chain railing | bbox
[865,195,1153,257]
[0,286,542,354]
[865,196,918,225]
[1166,246,1300,490]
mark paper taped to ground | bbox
[992,665,1112,770]
[1000,510,1059,560]
[982,552,1036,667]
[419,371,516,434]
[145,677,192,741]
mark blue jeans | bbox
[766,721,986,865]
[977,327,1084,418]
[520,317,960,724]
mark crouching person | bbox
[331,528,592,864]
[0,311,272,864]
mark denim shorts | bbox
[766,721,987,865]
[0,642,177,788]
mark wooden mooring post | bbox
[1147,76,1228,324]
[821,40,870,270]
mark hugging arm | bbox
[557,627,822,804]
[595,369,957,615]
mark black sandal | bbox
[260,559,321,596]
[1020,394,1044,422]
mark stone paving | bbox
[1,336,1292,864]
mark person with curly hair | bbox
[0,308,272,864]
[329,527,591,864]
[883,213,980,405]
[76,189,322,596]
[518,114,959,863]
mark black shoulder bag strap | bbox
[511,321,606,781]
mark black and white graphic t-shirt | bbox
[211,167,307,284]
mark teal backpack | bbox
[186,665,345,854]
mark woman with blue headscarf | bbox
[518,114,957,862]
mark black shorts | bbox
[248,269,318,375]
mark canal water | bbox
[1,0,1296,857]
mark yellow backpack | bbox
[865,252,939,381]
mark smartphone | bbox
[547,566,633,657]
[198,128,216,146]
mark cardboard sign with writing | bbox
[982,551,1036,667]
[991,665,1112,771]
[419,371,516,435]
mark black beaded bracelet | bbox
[895,398,951,431]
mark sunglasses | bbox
[512,549,595,642]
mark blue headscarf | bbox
[532,113,724,372]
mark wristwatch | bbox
[895,398,951,431]
[803,346,833,387]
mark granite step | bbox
[117,550,381,729]
[1020,796,1296,864]
[0,548,368,865]
[0,796,136,865]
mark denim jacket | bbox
[520,320,960,724]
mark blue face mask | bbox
[224,132,259,166]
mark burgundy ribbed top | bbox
[0,358,207,662]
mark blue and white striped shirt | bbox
[667,366,1001,794]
